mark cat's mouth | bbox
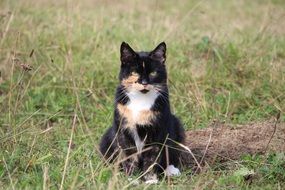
[126,83,153,94]
[140,89,149,94]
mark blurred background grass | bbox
[0,0,284,189]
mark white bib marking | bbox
[126,90,158,152]
[126,90,158,120]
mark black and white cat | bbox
[99,42,185,183]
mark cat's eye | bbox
[149,71,157,77]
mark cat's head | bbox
[119,42,167,94]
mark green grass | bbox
[0,0,285,189]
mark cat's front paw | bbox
[165,165,181,176]
[144,173,158,184]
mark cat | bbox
[99,42,185,184]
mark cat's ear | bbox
[150,42,166,63]
[120,42,137,64]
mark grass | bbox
[0,0,285,189]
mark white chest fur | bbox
[126,90,158,119]
[126,90,158,152]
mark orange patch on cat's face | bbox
[117,103,157,127]
[121,74,139,87]
[121,73,153,91]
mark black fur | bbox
[99,42,185,179]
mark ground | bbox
[0,0,285,189]
[183,119,285,166]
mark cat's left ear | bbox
[120,42,137,64]
[150,42,166,64]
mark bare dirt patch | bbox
[181,119,285,168]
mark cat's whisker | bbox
[115,90,128,102]
[154,88,169,106]
[116,94,128,103]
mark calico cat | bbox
[99,42,185,183]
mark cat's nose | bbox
[141,79,148,86]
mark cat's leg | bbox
[117,130,140,176]
[164,137,184,176]
[141,145,160,184]
[162,116,185,176]
[162,144,184,176]
[121,156,139,176]
[158,145,182,177]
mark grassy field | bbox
[0,0,285,189]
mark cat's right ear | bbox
[150,42,166,64]
[120,42,137,64]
